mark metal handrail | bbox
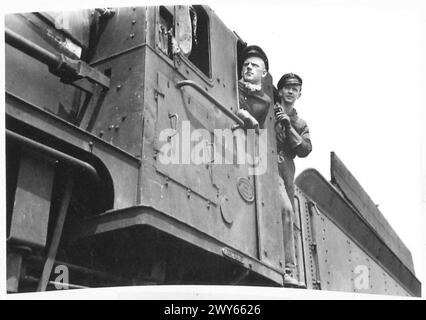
[6,130,100,181]
[175,80,245,127]
[5,28,110,89]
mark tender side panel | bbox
[296,169,420,297]
[312,206,410,296]
[330,152,414,273]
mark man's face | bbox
[241,56,267,85]
[279,85,302,104]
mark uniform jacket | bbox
[276,106,312,208]
[275,107,312,159]
[238,80,271,126]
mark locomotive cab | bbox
[6,5,287,290]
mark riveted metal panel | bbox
[330,152,414,273]
[346,239,373,294]
[293,195,306,285]
[296,187,319,290]
[153,71,217,204]
[255,75,286,270]
[88,47,146,157]
[90,7,147,63]
[296,169,421,296]
[139,46,259,257]
[314,211,413,296]
[315,209,353,292]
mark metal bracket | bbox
[5,28,110,90]
[167,113,179,141]
[154,88,165,101]
[51,53,110,89]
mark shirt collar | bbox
[239,80,262,93]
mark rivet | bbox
[116,84,122,90]
[130,33,135,39]
[114,125,119,130]
[132,19,136,24]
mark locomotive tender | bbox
[5,5,421,296]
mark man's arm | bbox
[286,120,312,158]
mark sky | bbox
[1,0,425,298]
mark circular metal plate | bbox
[237,177,255,203]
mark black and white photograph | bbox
[1,0,425,301]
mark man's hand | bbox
[275,110,291,128]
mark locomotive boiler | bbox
[4,5,421,296]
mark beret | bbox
[277,73,303,89]
[242,45,269,71]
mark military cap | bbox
[277,73,303,89]
[242,45,269,71]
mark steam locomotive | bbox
[5,5,421,296]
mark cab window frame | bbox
[156,5,213,85]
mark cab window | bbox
[158,5,211,78]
